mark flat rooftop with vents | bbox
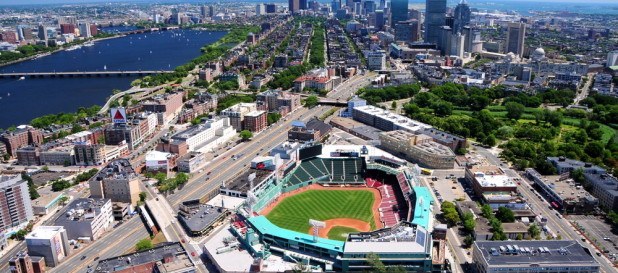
[473,240,599,273]
[94,242,195,273]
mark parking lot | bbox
[31,171,74,186]
[569,215,618,259]
[425,169,470,203]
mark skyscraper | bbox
[424,0,446,44]
[505,22,526,57]
[289,0,300,13]
[208,6,215,17]
[375,10,385,30]
[37,25,47,41]
[395,19,420,43]
[265,3,277,13]
[299,0,308,10]
[391,0,408,28]
[200,5,208,18]
[453,0,471,34]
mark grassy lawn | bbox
[265,189,375,233]
[327,226,359,241]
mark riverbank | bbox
[0,25,255,130]
[0,33,120,68]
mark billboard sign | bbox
[110,108,127,124]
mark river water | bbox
[0,29,226,129]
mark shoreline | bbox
[0,34,125,69]
[0,26,244,130]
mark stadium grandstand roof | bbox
[411,187,433,230]
[248,216,345,252]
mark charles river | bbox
[0,28,227,129]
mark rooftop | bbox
[381,131,454,156]
[547,157,605,173]
[178,201,227,234]
[249,216,345,253]
[172,117,228,140]
[93,158,137,181]
[584,173,618,196]
[25,226,66,240]
[353,105,431,133]
[411,187,433,230]
[474,240,599,267]
[94,242,194,273]
[468,165,515,188]
[245,110,265,117]
[54,198,110,224]
[0,174,23,189]
[345,223,429,255]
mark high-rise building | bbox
[395,19,420,43]
[265,3,277,13]
[0,175,34,229]
[453,0,471,34]
[289,0,300,13]
[424,0,447,44]
[299,0,308,10]
[37,25,47,41]
[363,0,376,14]
[390,0,408,28]
[78,23,91,38]
[256,4,266,15]
[25,226,70,267]
[374,10,385,30]
[606,51,618,67]
[208,6,215,17]
[331,0,341,11]
[200,5,208,18]
[505,22,526,57]
[59,24,75,35]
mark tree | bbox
[21,173,40,200]
[135,238,153,251]
[391,101,397,109]
[441,201,460,227]
[59,196,69,205]
[175,173,189,185]
[505,102,525,120]
[483,134,497,147]
[495,207,515,223]
[528,224,541,239]
[239,130,253,141]
[481,204,493,219]
[139,192,148,202]
[51,179,72,192]
[462,212,476,233]
[431,101,453,117]
[303,95,319,108]
[584,142,604,158]
[463,235,475,246]
[366,252,387,273]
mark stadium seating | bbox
[366,177,401,227]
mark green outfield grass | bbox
[327,226,360,241]
[265,189,375,233]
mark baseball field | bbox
[265,189,377,239]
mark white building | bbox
[256,4,265,15]
[145,150,173,173]
[607,50,618,67]
[53,198,113,241]
[367,50,386,71]
[26,226,71,267]
[172,117,236,153]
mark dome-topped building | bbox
[531,47,546,62]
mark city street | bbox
[43,71,373,273]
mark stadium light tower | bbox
[309,219,326,243]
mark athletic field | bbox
[265,189,376,234]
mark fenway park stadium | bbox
[200,142,448,272]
